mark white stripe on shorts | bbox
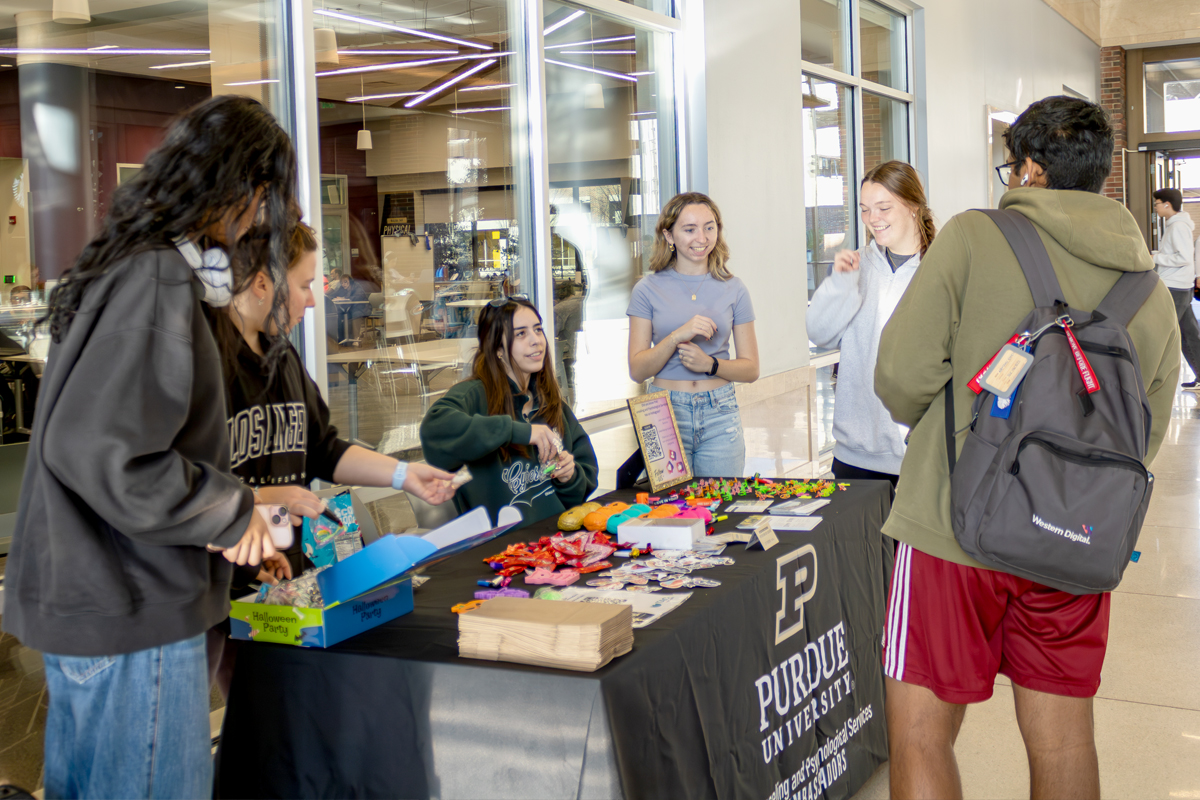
[884,542,913,681]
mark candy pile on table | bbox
[681,475,851,503]
[482,530,619,582]
[584,544,732,592]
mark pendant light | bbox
[52,0,90,24]
[581,14,603,110]
[314,0,339,67]
[314,28,340,66]
[357,77,373,150]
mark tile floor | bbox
[1,380,1198,798]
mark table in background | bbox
[325,340,465,440]
[215,482,894,800]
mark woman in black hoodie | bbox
[2,95,292,800]
[205,222,456,694]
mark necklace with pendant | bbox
[678,271,707,301]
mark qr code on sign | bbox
[641,424,664,461]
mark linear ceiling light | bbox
[0,48,210,55]
[316,52,509,78]
[545,58,637,83]
[225,78,280,86]
[450,106,509,114]
[546,35,635,49]
[149,60,215,69]
[339,50,457,56]
[544,10,585,36]
[87,45,119,51]
[314,9,492,51]
[460,83,514,92]
[347,91,422,102]
[405,59,496,108]
[560,50,636,55]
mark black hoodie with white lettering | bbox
[224,332,349,489]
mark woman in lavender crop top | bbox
[626,192,760,477]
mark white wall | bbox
[691,0,1099,382]
[698,0,809,379]
[917,0,1101,222]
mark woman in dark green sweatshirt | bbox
[420,297,598,528]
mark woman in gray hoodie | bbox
[806,161,935,484]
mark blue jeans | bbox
[42,633,211,800]
[653,382,746,478]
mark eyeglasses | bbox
[996,161,1019,187]
[487,294,529,308]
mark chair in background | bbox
[361,293,386,347]
[405,490,458,531]
[384,290,422,345]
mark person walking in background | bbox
[807,160,936,486]
[554,282,583,404]
[1151,188,1200,390]
[875,96,1179,800]
[1,95,296,800]
[627,192,759,478]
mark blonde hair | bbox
[287,222,318,267]
[650,192,733,280]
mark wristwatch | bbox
[706,356,719,377]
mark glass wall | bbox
[803,76,855,299]
[0,0,287,443]
[309,0,680,455]
[800,0,914,300]
[543,2,676,417]
[1145,58,1200,134]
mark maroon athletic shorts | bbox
[882,542,1111,703]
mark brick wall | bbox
[1100,45,1127,205]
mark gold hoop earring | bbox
[668,242,675,252]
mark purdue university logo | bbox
[775,545,818,645]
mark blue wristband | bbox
[391,461,409,491]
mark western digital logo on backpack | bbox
[1031,514,1092,545]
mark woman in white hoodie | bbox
[807,161,935,484]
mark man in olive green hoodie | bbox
[875,97,1180,800]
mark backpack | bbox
[946,208,1159,594]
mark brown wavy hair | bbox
[649,192,733,279]
[861,161,936,256]
[472,297,565,460]
[287,222,318,266]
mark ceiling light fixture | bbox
[316,52,508,78]
[545,58,637,83]
[347,91,423,102]
[544,10,585,36]
[339,49,457,55]
[52,0,90,24]
[560,50,636,55]
[357,77,373,150]
[405,59,496,108]
[460,83,514,92]
[225,78,281,86]
[581,15,604,110]
[0,48,211,55]
[149,59,215,70]
[449,106,509,114]
[315,28,340,67]
[87,45,119,51]
[546,35,635,50]
[314,9,492,51]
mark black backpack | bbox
[947,209,1159,594]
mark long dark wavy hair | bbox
[472,297,565,460]
[46,95,297,369]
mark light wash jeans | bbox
[653,382,746,477]
[41,632,211,800]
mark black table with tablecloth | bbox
[215,481,894,800]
